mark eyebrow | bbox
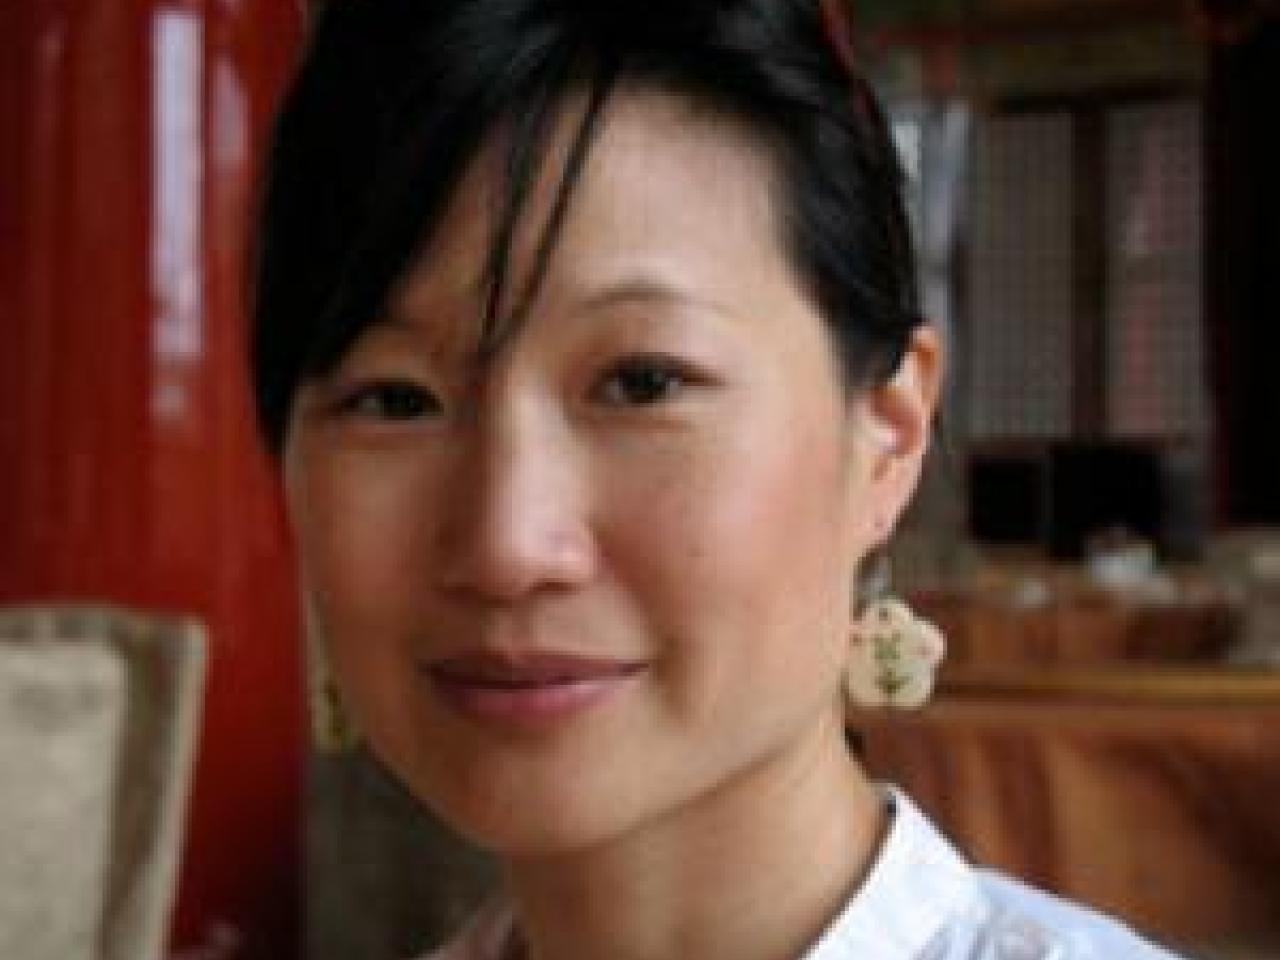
[374,295,470,348]
[573,275,733,320]
[373,272,734,355]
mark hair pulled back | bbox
[251,0,920,454]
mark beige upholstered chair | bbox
[0,606,206,960]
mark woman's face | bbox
[284,91,935,854]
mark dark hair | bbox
[251,0,921,455]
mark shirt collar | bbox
[800,786,980,960]
[434,788,981,960]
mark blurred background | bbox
[0,0,1277,958]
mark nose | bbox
[436,397,598,603]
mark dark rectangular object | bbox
[1047,441,1162,560]
[969,451,1048,546]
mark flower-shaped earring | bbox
[305,596,360,752]
[844,598,946,710]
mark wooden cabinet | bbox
[858,668,1280,951]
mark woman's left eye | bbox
[593,356,692,407]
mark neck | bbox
[504,712,886,960]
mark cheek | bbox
[723,428,853,658]
[286,453,429,685]
[602,406,858,717]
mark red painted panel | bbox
[0,1,305,956]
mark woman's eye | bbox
[334,380,440,421]
[595,356,689,406]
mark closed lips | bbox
[426,654,647,688]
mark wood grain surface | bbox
[856,669,1280,949]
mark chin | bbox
[359,715,667,859]
[436,788,638,860]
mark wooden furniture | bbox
[909,572,1239,667]
[857,666,1280,952]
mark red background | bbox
[0,1,305,956]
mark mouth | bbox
[430,652,646,685]
[421,652,647,727]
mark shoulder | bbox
[805,787,1188,960]
[965,867,1185,959]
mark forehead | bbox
[387,89,806,335]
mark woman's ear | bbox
[852,324,944,545]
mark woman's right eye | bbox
[332,380,441,421]
[592,354,695,407]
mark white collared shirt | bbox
[418,789,1185,960]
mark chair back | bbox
[0,606,206,960]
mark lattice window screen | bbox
[1105,101,1207,438]
[967,114,1075,439]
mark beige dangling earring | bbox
[305,597,360,752]
[844,557,946,710]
